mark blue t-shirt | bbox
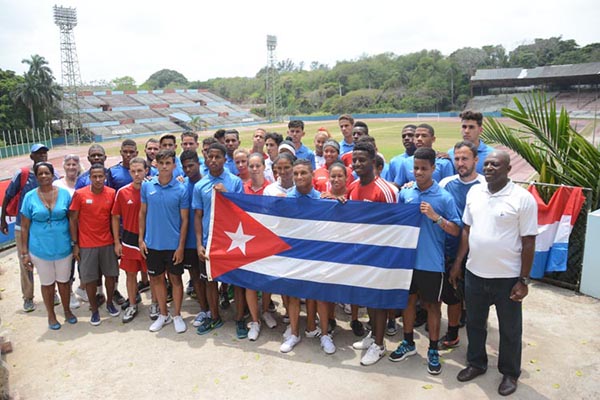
[225,154,239,175]
[20,187,72,260]
[184,176,201,249]
[447,140,494,174]
[141,176,188,250]
[287,187,321,199]
[108,163,132,191]
[295,144,316,170]
[439,174,485,259]
[339,140,354,155]
[192,170,243,247]
[398,181,461,273]
[393,155,454,187]
[173,157,185,179]
[388,153,409,183]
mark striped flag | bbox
[207,192,421,309]
[529,185,586,278]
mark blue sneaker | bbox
[196,317,224,335]
[90,311,101,326]
[427,349,442,375]
[236,320,248,339]
[388,340,417,362]
[107,302,120,317]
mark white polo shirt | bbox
[463,181,538,278]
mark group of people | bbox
[2,110,538,396]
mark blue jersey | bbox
[286,187,321,199]
[388,153,410,183]
[447,140,494,174]
[6,168,59,226]
[192,170,243,247]
[108,163,132,191]
[339,140,354,155]
[75,168,112,190]
[398,181,461,273]
[295,144,316,170]
[141,176,188,250]
[393,155,454,187]
[225,154,239,175]
[184,176,201,249]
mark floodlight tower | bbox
[265,35,281,122]
[53,5,83,142]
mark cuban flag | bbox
[206,192,421,309]
[529,185,586,278]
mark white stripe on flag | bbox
[247,213,419,249]
[239,256,413,290]
[536,216,573,252]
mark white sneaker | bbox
[149,314,172,332]
[149,303,160,320]
[262,311,277,329]
[283,325,292,340]
[360,342,386,366]
[320,334,336,354]
[343,303,352,315]
[248,321,261,341]
[173,315,187,333]
[69,293,81,309]
[352,331,374,350]
[193,311,207,327]
[280,334,301,353]
[75,287,89,302]
[305,326,322,338]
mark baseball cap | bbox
[30,144,49,153]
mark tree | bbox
[0,69,29,131]
[142,69,188,89]
[111,76,137,90]
[482,92,600,209]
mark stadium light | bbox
[53,5,77,28]
[267,35,277,51]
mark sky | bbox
[1,0,598,86]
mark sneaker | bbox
[361,343,385,366]
[262,311,277,329]
[350,319,365,337]
[122,305,138,323]
[248,321,261,341]
[283,325,292,340]
[137,281,150,293]
[219,293,230,309]
[90,311,101,326]
[389,340,417,362]
[328,319,337,335]
[173,315,187,333]
[268,300,276,313]
[320,334,336,354]
[352,331,374,350]
[365,319,373,331]
[196,317,224,335]
[193,311,208,327]
[305,326,322,338]
[149,314,172,332]
[386,318,398,336]
[75,287,89,302]
[343,303,352,315]
[282,314,290,324]
[53,293,61,306]
[107,302,120,317]
[113,290,126,306]
[96,293,106,308]
[121,292,142,310]
[280,334,301,353]
[69,293,81,309]
[439,333,460,349]
[23,298,36,313]
[427,349,442,375]
[149,303,160,320]
[236,320,249,339]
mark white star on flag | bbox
[224,222,255,255]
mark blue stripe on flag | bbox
[222,192,420,227]
[218,269,410,310]
[279,238,415,270]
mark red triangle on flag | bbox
[208,192,291,279]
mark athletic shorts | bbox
[146,249,184,276]
[183,249,207,280]
[79,245,119,284]
[30,254,72,286]
[409,269,444,304]
[441,258,465,306]
[120,257,148,274]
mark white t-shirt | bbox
[53,178,76,197]
[263,179,295,197]
[463,181,538,278]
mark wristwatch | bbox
[519,276,531,285]
[71,240,78,246]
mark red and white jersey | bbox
[347,176,397,204]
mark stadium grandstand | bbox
[66,88,265,140]
[467,62,600,118]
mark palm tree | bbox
[13,73,43,130]
[22,54,53,86]
[482,92,600,209]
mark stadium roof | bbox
[471,62,600,88]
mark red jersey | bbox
[70,185,116,248]
[243,180,269,196]
[347,176,397,204]
[341,152,353,168]
[312,165,355,193]
[111,183,142,259]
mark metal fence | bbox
[0,127,90,158]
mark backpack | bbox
[5,167,29,217]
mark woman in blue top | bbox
[20,162,76,330]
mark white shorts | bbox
[30,254,72,286]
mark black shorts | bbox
[441,258,465,305]
[146,249,184,276]
[183,249,207,280]
[409,270,444,304]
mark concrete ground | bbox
[0,246,599,399]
